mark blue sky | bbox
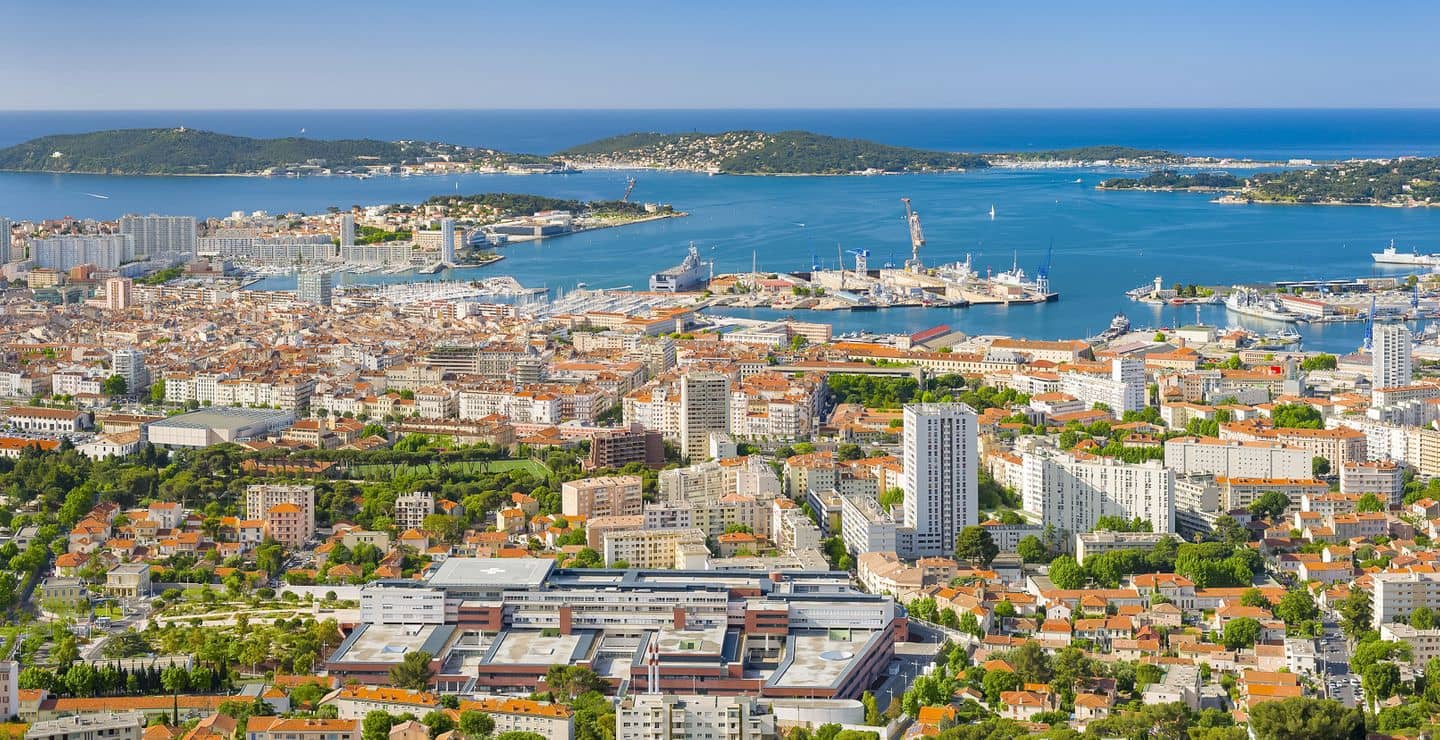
[5,0,1438,109]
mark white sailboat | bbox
[988,204,996,220]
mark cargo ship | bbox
[649,243,711,292]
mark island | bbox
[0,127,565,176]
[987,145,1181,166]
[1098,170,1244,191]
[1099,156,1440,206]
[556,130,991,174]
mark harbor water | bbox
[6,109,1440,353]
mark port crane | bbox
[621,177,636,203]
[848,248,870,274]
[1035,240,1054,296]
[901,197,925,273]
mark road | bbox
[1319,619,1364,708]
[871,622,948,712]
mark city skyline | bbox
[5,0,1440,110]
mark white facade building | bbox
[902,403,978,557]
[679,373,730,460]
[1163,436,1311,479]
[119,214,196,258]
[1022,449,1175,535]
[1373,324,1413,389]
[1059,358,1146,416]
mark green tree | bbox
[1337,588,1373,641]
[1412,605,1436,630]
[458,711,495,739]
[150,378,166,403]
[1276,589,1319,628]
[1239,588,1270,608]
[1017,535,1050,564]
[1355,493,1384,513]
[1246,697,1363,740]
[1249,491,1290,521]
[1048,555,1084,589]
[102,375,128,397]
[1221,617,1262,649]
[1362,661,1401,707]
[389,651,435,691]
[422,712,456,739]
[1271,404,1323,430]
[1312,456,1331,477]
[954,526,998,567]
[362,711,395,740]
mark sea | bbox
[6,108,1440,353]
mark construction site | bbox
[708,197,1061,311]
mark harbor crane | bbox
[1035,240,1054,296]
[848,248,870,274]
[621,177,636,203]
[902,197,925,273]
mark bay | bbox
[5,109,1440,353]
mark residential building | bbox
[1373,324,1414,389]
[394,492,435,531]
[602,527,709,569]
[902,403,979,557]
[297,271,333,306]
[1022,450,1174,535]
[1373,570,1440,629]
[31,235,132,270]
[1162,436,1311,479]
[562,476,644,519]
[119,214,196,258]
[111,349,148,397]
[1060,358,1146,417]
[1340,460,1404,505]
[1075,531,1175,562]
[1215,477,1328,512]
[26,712,144,740]
[617,695,774,740]
[679,373,730,460]
[245,717,358,740]
[245,484,316,546]
[104,277,134,310]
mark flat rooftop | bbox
[427,558,554,590]
[481,630,592,667]
[768,629,879,690]
[330,623,454,665]
[654,622,728,657]
[149,407,293,431]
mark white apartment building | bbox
[394,491,435,531]
[31,235,132,270]
[25,713,144,740]
[841,493,901,556]
[1021,450,1175,535]
[617,695,774,740]
[902,403,979,557]
[119,214,196,258]
[1340,459,1405,505]
[1373,570,1440,629]
[1059,358,1146,417]
[1163,436,1311,479]
[1373,324,1414,390]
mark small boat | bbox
[1073,177,1083,184]
[988,205,996,220]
